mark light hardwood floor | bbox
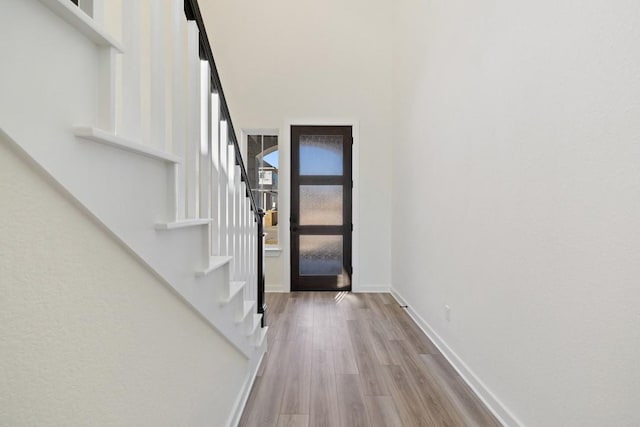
[239,292,501,427]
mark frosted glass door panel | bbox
[300,236,342,276]
[300,185,343,225]
[299,235,343,276]
[300,135,343,175]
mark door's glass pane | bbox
[299,235,343,276]
[300,185,343,225]
[300,135,343,175]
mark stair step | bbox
[39,0,123,51]
[155,218,212,230]
[221,281,245,304]
[237,300,256,323]
[248,313,262,335]
[73,126,182,163]
[195,256,232,277]
[256,326,268,348]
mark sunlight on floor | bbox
[334,291,348,304]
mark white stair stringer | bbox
[0,127,265,360]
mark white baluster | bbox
[93,0,118,132]
[139,0,152,146]
[241,186,247,285]
[119,1,141,140]
[101,10,124,143]
[186,21,201,218]
[170,0,187,220]
[228,147,236,277]
[162,0,174,153]
[149,0,170,151]
[210,93,221,254]
[242,181,246,286]
[95,47,117,133]
[199,61,211,221]
[219,120,229,255]
[236,168,241,283]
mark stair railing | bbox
[184,0,266,326]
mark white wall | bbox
[199,0,394,292]
[0,137,247,426]
[392,1,640,426]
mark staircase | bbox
[0,0,267,378]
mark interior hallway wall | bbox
[391,1,640,425]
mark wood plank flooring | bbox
[239,292,501,427]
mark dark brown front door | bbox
[291,126,353,291]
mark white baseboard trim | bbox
[265,284,287,293]
[354,284,391,293]
[389,287,522,427]
[226,351,265,427]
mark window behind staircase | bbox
[247,134,279,246]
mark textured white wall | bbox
[392,1,640,426]
[0,138,247,426]
[199,0,394,291]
